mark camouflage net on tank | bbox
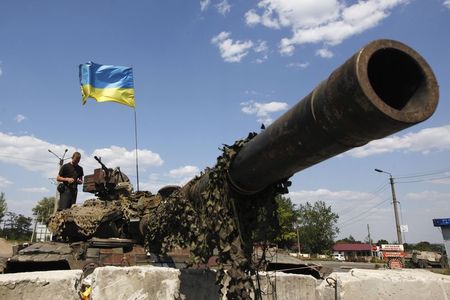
[48,199,123,238]
[146,133,290,299]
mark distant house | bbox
[35,223,51,242]
[332,243,372,261]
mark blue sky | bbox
[0,0,450,243]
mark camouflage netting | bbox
[146,133,290,299]
[48,199,123,238]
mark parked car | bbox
[332,253,345,261]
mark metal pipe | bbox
[228,39,439,194]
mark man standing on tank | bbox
[56,152,84,210]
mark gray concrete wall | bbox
[88,266,220,300]
[0,269,82,300]
[1,266,450,299]
[254,272,317,300]
[316,269,450,300]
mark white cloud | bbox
[15,114,27,123]
[287,62,310,69]
[21,187,50,193]
[254,40,268,53]
[240,100,288,124]
[430,175,450,186]
[253,40,269,63]
[246,0,408,56]
[0,175,13,187]
[405,190,450,203]
[0,132,164,179]
[92,146,163,174]
[169,165,199,178]
[347,125,450,158]
[0,132,71,178]
[288,188,450,243]
[444,0,450,9]
[200,0,211,11]
[403,191,450,221]
[289,188,381,204]
[315,48,334,58]
[288,188,391,226]
[140,166,200,194]
[216,0,231,15]
[211,32,254,63]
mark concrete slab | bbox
[89,266,181,300]
[2,266,449,299]
[254,272,317,300]
[0,269,82,300]
[316,269,450,300]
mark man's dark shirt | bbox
[59,163,84,189]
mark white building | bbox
[35,223,51,242]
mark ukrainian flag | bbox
[79,62,135,108]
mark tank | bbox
[3,39,439,298]
[4,156,188,274]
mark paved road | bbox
[307,260,378,274]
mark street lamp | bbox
[374,168,403,244]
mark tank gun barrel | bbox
[225,39,438,194]
[93,155,111,180]
[94,156,108,172]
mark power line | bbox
[337,197,390,227]
[397,175,450,184]
[0,154,55,165]
[336,182,389,218]
[396,167,450,179]
[337,196,391,228]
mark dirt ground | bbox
[0,238,14,257]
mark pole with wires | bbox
[134,107,140,191]
[48,149,68,213]
[375,169,403,245]
[367,224,373,257]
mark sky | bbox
[0,0,449,244]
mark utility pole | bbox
[367,224,372,257]
[375,169,403,245]
[296,224,301,256]
[48,149,68,213]
[30,217,38,243]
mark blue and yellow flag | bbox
[79,62,135,108]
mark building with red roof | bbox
[332,243,373,261]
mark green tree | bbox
[336,235,358,244]
[376,239,389,246]
[2,212,32,240]
[413,241,433,251]
[32,197,55,223]
[297,201,339,254]
[274,195,298,249]
[14,214,32,238]
[0,192,7,225]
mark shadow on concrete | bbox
[179,269,219,299]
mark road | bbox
[306,260,379,275]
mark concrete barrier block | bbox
[316,269,450,300]
[90,265,182,300]
[0,270,82,300]
[253,272,317,300]
[90,266,220,300]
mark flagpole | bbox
[134,107,140,191]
